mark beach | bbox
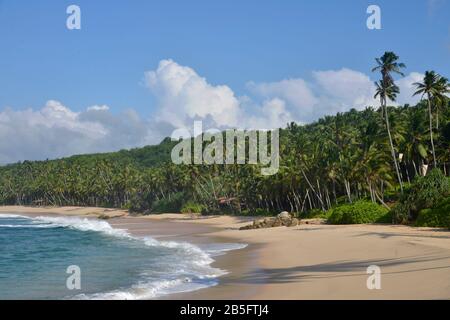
[1,206,450,299]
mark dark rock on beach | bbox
[240,212,299,230]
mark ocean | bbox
[0,214,246,300]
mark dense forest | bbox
[0,52,449,226]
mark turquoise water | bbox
[0,214,245,300]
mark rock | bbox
[278,211,291,220]
[289,218,299,227]
[97,213,111,220]
[253,219,264,226]
[240,212,300,230]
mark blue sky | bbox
[0,0,449,163]
[1,0,448,113]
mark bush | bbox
[390,201,410,225]
[180,202,205,215]
[328,200,390,225]
[127,193,151,213]
[301,208,329,219]
[151,192,186,213]
[415,197,450,228]
[391,169,449,223]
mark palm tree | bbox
[374,78,403,192]
[372,52,406,85]
[372,52,406,193]
[413,71,450,168]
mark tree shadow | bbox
[228,254,450,285]
[352,230,450,240]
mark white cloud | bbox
[247,79,318,112]
[87,105,110,111]
[396,72,424,106]
[245,98,293,129]
[144,59,242,128]
[313,68,378,110]
[0,101,166,164]
[0,60,425,164]
[246,68,424,124]
[247,68,379,123]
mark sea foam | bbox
[0,213,246,300]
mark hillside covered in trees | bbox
[0,52,449,227]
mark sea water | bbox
[0,214,246,300]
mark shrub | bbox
[180,202,205,215]
[415,197,450,228]
[390,201,410,225]
[391,169,449,223]
[127,193,151,213]
[301,208,329,219]
[328,200,390,225]
[151,192,186,213]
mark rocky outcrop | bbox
[240,212,299,230]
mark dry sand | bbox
[1,205,450,299]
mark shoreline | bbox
[1,206,450,299]
[0,206,259,300]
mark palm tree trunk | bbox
[383,99,404,193]
[344,179,352,203]
[427,95,437,168]
[436,110,439,130]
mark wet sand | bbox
[1,206,450,299]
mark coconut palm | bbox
[372,52,406,192]
[413,71,450,168]
[372,51,406,85]
[373,77,403,192]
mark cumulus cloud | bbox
[0,59,425,164]
[396,72,425,106]
[144,59,242,128]
[87,105,110,111]
[313,68,378,110]
[247,68,379,123]
[0,100,166,164]
[244,98,293,129]
[247,68,424,123]
[248,79,317,112]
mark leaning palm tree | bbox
[413,71,450,168]
[372,51,406,192]
[374,79,403,192]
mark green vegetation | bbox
[180,202,205,215]
[300,209,329,220]
[328,200,390,225]
[0,52,449,227]
[416,197,450,229]
[150,192,186,214]
[391,169,450,224]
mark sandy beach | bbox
[1,206,450,300]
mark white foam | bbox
[33,216,131,238]
[202,243,248,256]
[0,214,29,219]
[0,224,55,228]
[3,214,247,300]
[73,277,217,300]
